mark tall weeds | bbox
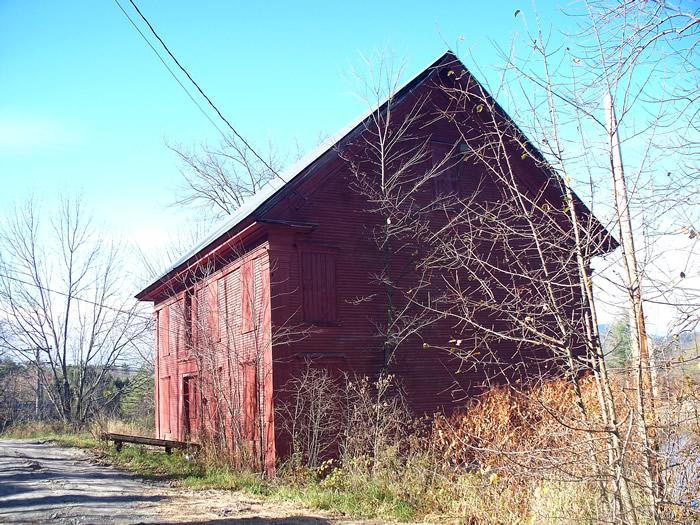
[277,370,700,523]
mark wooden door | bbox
[182,375,199,440]
[242,362,259,460]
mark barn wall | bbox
[266,92,468,415]
[154,240,274,469]
[152,60,590,465]
[266,83,586,459]
[266,160,473,419]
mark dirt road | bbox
[0,439,369,525]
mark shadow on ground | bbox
[154,518,331,525]
[0,493,165,509]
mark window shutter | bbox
[159,375,171,434]
[158,307,170,356]
[301,251,337,323]
[182,291,191,348]
[242,361,258,442]
[190,290,199,348]
[207,279,220,341]
[169,299,186,356]
[241,260,255,333]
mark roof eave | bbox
[135,50,458,301]
[135,219,265,303]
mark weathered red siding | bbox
[141,51,606,468]
[153,240,275,469]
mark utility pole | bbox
[35,347,44,420]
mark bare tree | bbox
[340,55,449,368]
[338,10,699,516]
[168,134,282,219]
[0,197,151,425]
[276,363,341,468]
[504,3,700,520]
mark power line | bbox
[0,271,236,342]
[0,270,198,353]
[112,0,228,139]
[122,0,283,181]
[0,272,151,322]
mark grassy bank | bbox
[1,423,599,524]
[4,374,698,523]
[1,423,423,521]
[3,434,417,520]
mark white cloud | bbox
[0,116,83,152]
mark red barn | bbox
[136,51,613,472]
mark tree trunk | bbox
[605,93,660,523]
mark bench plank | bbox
[101,432,200,452]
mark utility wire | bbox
[112,0,228,139]
[124,0,283,181]
[0,272,151,322]
[0,269,178,345]
[0,272,241,341]
[0,270,179,342]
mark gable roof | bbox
[136,51,459,301]
[136,50,616,302]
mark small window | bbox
[192,281,221,345]
[242,361,258,442]
[221,273,232,339]
[301,251,337,323]
[241,260,255,333]
[183,290,193,346]
[169,299,188,356]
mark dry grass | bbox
[432,377,603,477]
[276,374,602,523]
[97,418,155,437]
[5,376,698,524]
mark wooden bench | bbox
[101,432,200,454]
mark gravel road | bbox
[0,438,166,524]
[0,439,368,525]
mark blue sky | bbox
[3,1,697,333]
[0,0,570,251]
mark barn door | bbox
[242,361,259,462]
[182,375,199,440]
